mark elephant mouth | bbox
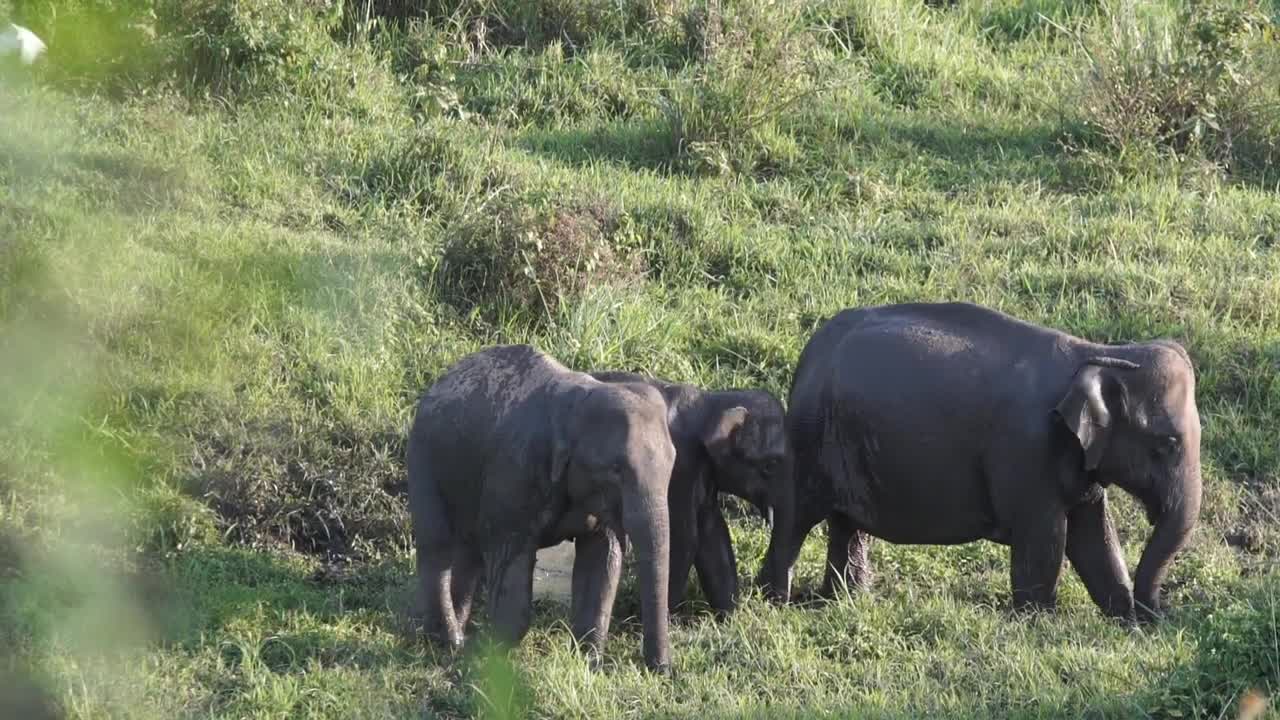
[1138,482,1163,525]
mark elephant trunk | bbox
[623,485,671,672]
[1133,468,1202,622]
[757,459,796,603]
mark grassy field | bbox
[2,0,1280,717]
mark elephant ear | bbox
[703,406,749,461]
[1054,357,1140,471]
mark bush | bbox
[155,0,344,93]
[663,0,827,175]
[434,193,645,323]
[1079,0,1280,175]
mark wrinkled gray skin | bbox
[759,302,1202,623]
[590,371,790,617]
[406,345,677,671]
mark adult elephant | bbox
[591,371,790,617]
[758,302,1202,622]
[407,345,677,672]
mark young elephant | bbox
[590,371,790,616]
[406,345,677,671]
[759,302,1202,623]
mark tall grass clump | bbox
[1079,0,1280,178]
[663,0,828,175]
[817,0,1015,112]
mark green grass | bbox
[2,0,1280,717]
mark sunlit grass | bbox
[1,0,1279,717]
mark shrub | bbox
[1079,0,1280,175]
[663,0,827,175]
[434,193,645,323]
[154,0,344,94]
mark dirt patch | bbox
[191,419,407,560]
[1226,483,1280,557]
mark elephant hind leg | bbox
[820,514,874,598]
[451,547,484,631]
[418,541,465,650]
[485,544,537,648]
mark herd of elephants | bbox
[405,301,1202,672]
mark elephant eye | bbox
[761,458,780,475]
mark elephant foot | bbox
[1135,602,1163,625]
[645,659,673,677]
[1008,597,1057,619]
[582,646,605,672]
[818,574,873,601]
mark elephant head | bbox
[1054,341,1202,621]
[701,393,791,526]
[553,383,677,670]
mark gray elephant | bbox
[406,345,677,671]
[590,371,790,616]
[758,302,1202,623]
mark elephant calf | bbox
[760,301,1202,623]
[406,345,677,671]
[592,371,790,616]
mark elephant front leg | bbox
[1010,510,1068,613]
[756,508,825,603]
[1066,493,1135,620]
[666,492,700,612]
[570,527,623,662]
[693,506,738,617]
[485,543,537,648]
[819,514,874,598]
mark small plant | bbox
[1078,0,1279,175]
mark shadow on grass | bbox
[519,108,1105,200]
[518,119,678,174]
[827,113,1098,196]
